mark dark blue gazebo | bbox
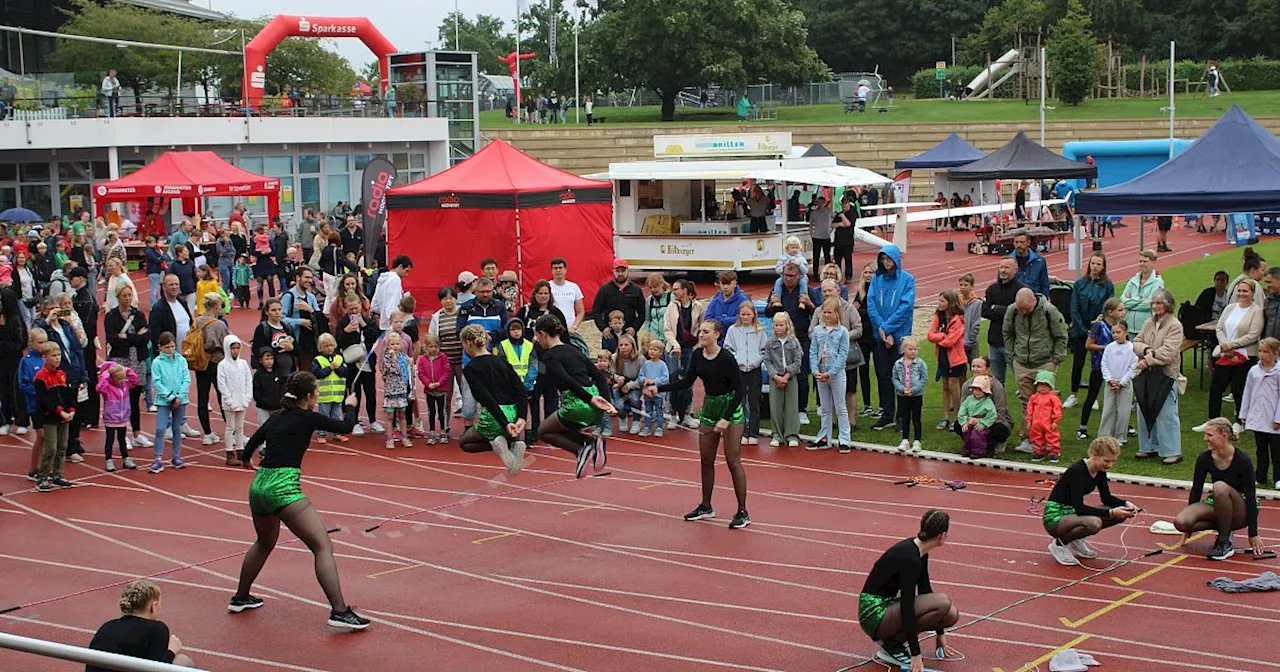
[894,133,988,169]
[1076,106,1280,215]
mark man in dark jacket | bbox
[981,257,1024,385]
[591,258,644,334]
[69,268,100,429]
[149,274,192,351]
[766,262,815,423]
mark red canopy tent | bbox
[385,139,613,311]
[93,151,281,221]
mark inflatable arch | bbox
[243,15,398,110]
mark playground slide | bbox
[965,48,1020,98]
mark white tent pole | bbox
[1168,40,1176,158]
[514,0,522,125]
[574,5,581,124]
[175,49,182,116]
[1039,47,1047,146]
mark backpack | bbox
[182,316,215,371]
[566,332,591,361]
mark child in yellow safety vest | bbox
[312,333,351,444]
[497,318,539,443]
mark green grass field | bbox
[482,90,1280,128]
[763,239,1280,483]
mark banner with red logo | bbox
[890,170,912,204]
[361,158,397,269]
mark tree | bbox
[588,0,825,121]
[1047,0,1103,104]
[197,18,357,101]
[436,12,516,75]
[960,0,1047,66]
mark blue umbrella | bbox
[0,208,43,223]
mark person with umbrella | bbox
[1132,288,1184,464]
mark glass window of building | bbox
[300,177,321,213]
[58,161,92,182]
[264,156,294,176]
[326,174,351,207]
[325,155,349,174]
[298,154,321,174]
[21,162,50,182]
[20,185,53,218]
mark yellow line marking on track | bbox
[561,505,616,516]
[638,481,681,491]
[995,634,1092,672]
[365,562,428,579]
[1059,590,1144,628]
[1157,530,1211,550]
[472,532,518,545]
[1112,554,1188,586]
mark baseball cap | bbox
[612,258,629,269]
[456,270,477,286]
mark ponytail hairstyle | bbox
[280,371,318,410]
[118,580,161,615]
[460,323,490,349]
[1243,247,1266,275]
[534,313,566,339]
[918,509,950,542]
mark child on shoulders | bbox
[772,236,810,297]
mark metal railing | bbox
[0,631,210,672]
[595,81,850,109]
[1,93,399,119]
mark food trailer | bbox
[598,133,891,273]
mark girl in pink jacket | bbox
[417,333,453,444]
[97,362,139,472]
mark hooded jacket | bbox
[1011,248,1050,296]
[96,361,138,426]
[217,334,253,411]
[18,348,44,414]
[1070,275,1115,339]
[705,287,751,337]
[866,245,916,341]
[151,349,191,405]
[1002,294,1069,368]
[1121,271,1165,333]
[1240,361,1280,434]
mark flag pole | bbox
[574,6,580,124]
[515,0,522,125]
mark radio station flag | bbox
[361,158,397,269]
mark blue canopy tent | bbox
[1075,106,1280,215]
[895,133,988,169]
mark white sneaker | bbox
[1049,540,1081,566]
[629,419,642,434]
[415,419,425,433]
[787,439,799,447]
[16,425,28,435]
[798,412,810,426]
[491,436,522,477]
[352,423,366,436]
[1192,422,1207,432]
[104,458,116,472]
[1062,394,1078,409]
[1092,400,1100,411]
[769,438,781,447]
[68,453,84,463]
[147,405,157,413]
[1069,538,1098,559]
[1015,439,1036,454]
[666,417,678,430]
[898,439,910,452]
[370,422,387,433]
[1224,393,1234,404]
[202,433,219,445]
[1233,422,1244,436]
[682,415,699,429]
[181,425,201,439]
[746,436,758,445]
[911,440,922,453]
[123,457,137,469]
[0,424,10,436]
[133,434,154,448]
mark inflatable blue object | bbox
[1062,139,1193,190]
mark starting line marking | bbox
[1157,530,1211,550]
[561,505,617,516]
[1113,554,1188,586]
[1058,590,1144,628]
[993,633,1092,672]
[638,481,682,491]
[365,562,429,579]
[472,532,518,545]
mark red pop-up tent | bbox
[93,151,280,221]
[385,139,614,311]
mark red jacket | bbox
[927,313,968,369]
[1026,390,1062,445]
[33,365,74,424]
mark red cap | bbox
[612,258,629,269]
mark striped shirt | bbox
[435,310,463,365]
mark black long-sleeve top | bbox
[1191,448,1259,536]
[104,306,151,362]
[656,347,744,421]
[542,343,610,402]
[241,404,358,468]
[591,281,645,332]
[86,615,175,671]
[463,354,528,425]
[861,538,936,657]
[1048,459,1125,520]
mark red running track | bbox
[2,416,1278,672]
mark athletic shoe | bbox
[171,457,187,469]
[1063,394,1078,408]
[1191,422,1207,432]
[415,419,426,433]
[912,440,922,453]
[147,405,157,413]
[746,436,758,445]
[1014,439,1036,454]
[770,438,781,447]
[666,417,679,430]
[352,424,366,436]
[225,453,242,467]
[316,436,328,444]
[227,595,264,613]
[370,422,386,433]
[1049,540,1081,566]
[401,436,413,448]
[871,420,894,431]
[806,439,829,451]
[328,607,371,630]
[681,414,698,429]
[654,428,664,438]
[897,439,910,452]
[50,476,75,488]
[1093,400,1100,410]
[1049,455,1060,463]
[492,436,521,476]
[1224,393,1234,404]
[1208,537,1235,561]
[798,412,810,426]
[133,434,154,448]
[1069,539,1098,559]
[683,504,714,521]
[0,424,9,435]
[729,510,751,529]
[574,444,594,479]
[859,406,878,417]
[1233,422,1244,437]
[638,428,651,437]
[511,440,527,471]
[202,433,219,445]
[1125,426,1138,437]
[1076,427,1089,441]
[787,439,799,447]
[26,471,38,482]
[123,458,137,470]
[67,453,84,463]
[181,425,202,439]
[1031,454,1046,462]
[839,444,852,454]
[594,435,608,468]
[601,425,613,437]
[336,435,349,443]
[105,459,116,472]
[876,641,911,668]
[36,478,53,492]
[16,426,28,435]
[629,419,642,434]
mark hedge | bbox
[911,65,1018,99]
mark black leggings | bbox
[1068,336,1088,393]
[528,377,559,434]
[1078,368,1104,427]
[742,367,761,437]
[0,364,19,426]
[833,244,854,281]
[129,386,143,432]
[1257,432,1280,484]
[851,341,874,406]
[898,394,922,441]
[346,369,378,424]
[103,427,129,460]
[1208,359,1253,420]
[812,238,832,273]
[425,394,447,432]
[196,363,225,435]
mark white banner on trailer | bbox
[653,133,793,159]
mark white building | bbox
[0,114,451,222]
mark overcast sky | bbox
[207,0,521,69]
